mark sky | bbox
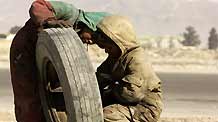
[0,0,33,33]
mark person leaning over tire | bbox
[10,0,109,121]
[95,15,163,122]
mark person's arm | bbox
[113,82,144,104]
[112,56,145,104]
[112,52,161,104]
[48,1,79,21]
[96,57,114,90]
[45,1,79,28]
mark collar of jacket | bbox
[112,46,140,72]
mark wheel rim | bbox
[42,59,67,122]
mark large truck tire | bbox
[36,28,103,122]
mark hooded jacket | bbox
[96,16,163,113]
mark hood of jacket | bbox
[97,15,140,57]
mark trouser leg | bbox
[103,104,160,122]
[103,104,140,122]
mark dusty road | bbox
[0,68,218,121]
[158,72,218,117]
[0,68,15,122]
[0,68,13,108]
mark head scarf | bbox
[49,1,110,31]
[77,11,110,31]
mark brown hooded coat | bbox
[96,16,163,122]
[10,0,53,120]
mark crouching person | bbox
[95,16,163,122]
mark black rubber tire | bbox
[36,28,103,122]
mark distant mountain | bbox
[1,0,218,46]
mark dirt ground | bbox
[1,112,218,122]
[161,117,218,122]
[0,40,10,61]
[0,112,15,122]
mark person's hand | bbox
[79,28,95,44]
[82,39,93,44]
[80,33,94,44]
[42,20,73,28]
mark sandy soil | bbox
[0,40,10,69]
[0,40,10,58]
[1,112,218,122]
[161,116,218,122]
[0,111,15,122]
